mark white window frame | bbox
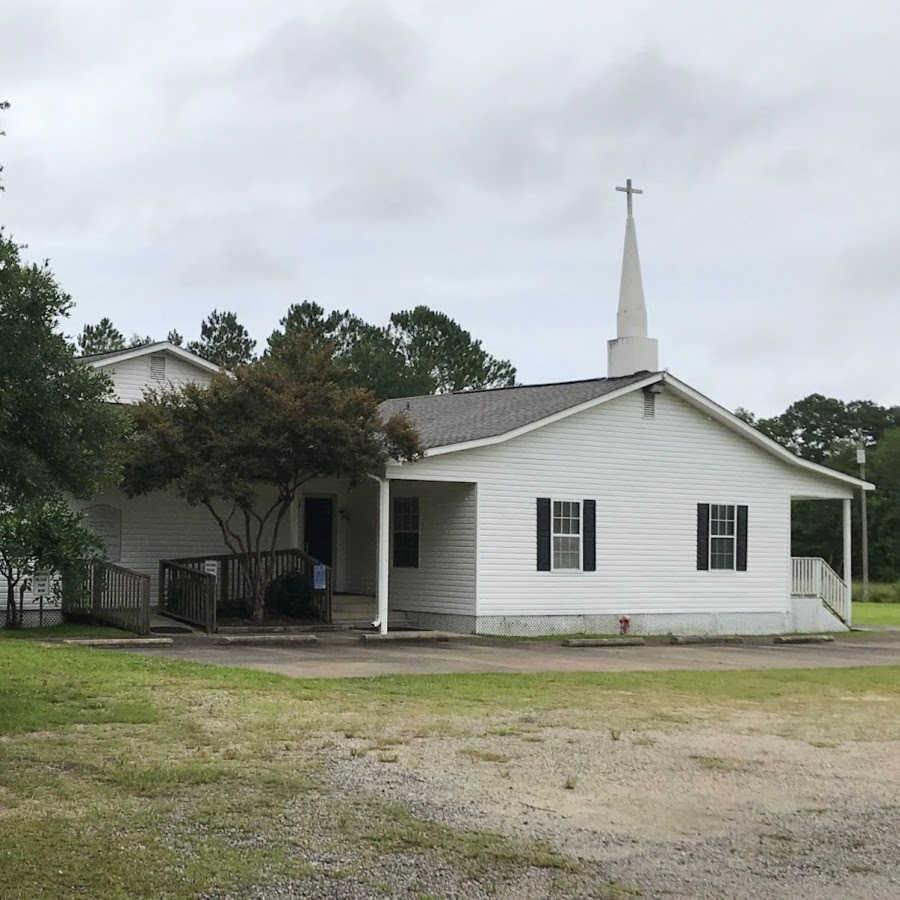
[551,498,582,572]
[708,503,736,571]
[392,496,420,569]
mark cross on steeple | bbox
[615,178,643,218]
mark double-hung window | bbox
[392,497,419,568]
[709,504,736,570]
[697,503,748,571]
[552,500,581,570]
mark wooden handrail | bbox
[62,559,151,635]
[165,548,333,625]
[164,561,217,578]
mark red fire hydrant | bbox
[619,615,630,635]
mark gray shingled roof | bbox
[379,372,656,450]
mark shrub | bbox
[853,581,900,603]
[265,570,314,618]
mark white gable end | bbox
[98,350,216,404]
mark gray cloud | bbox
[236,4,425,99]
[1,0,899,416]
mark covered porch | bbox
[152,475,476,634]
[789,494,855,628]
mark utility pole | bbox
[857,442,869,603]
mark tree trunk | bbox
[6,577,17,629]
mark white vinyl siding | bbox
[389,481,476,617]
[68,486,292,601]
[388,389,852,618]
[98,353,214,404]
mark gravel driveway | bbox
[318,720,900,899]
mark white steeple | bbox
[607,179,659,378]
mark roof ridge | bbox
[75,340,166,361]
[381,372,656,405]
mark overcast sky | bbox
[2,0,898,415]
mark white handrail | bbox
[791,557,850,624]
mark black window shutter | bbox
[583,500,596,571]
[736,505,748,571]
[696,503,710,570]
[536,498,551,571]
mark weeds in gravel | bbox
[690,755,755,772]
[458,748,514,764]
[564,776,577,790]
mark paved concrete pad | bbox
[116,630,900,679]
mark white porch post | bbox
[842,497,853,627]
[376,477,390,634]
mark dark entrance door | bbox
[303,497,334,567]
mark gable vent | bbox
[149,354,167,381]
[642,392,655,418]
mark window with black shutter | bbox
[537,498,596,571]
[697,503,748,571]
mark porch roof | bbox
[379,372,654,450]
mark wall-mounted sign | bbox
[313,564,327,590]
[82,505,122,562]
[204,560,219,578]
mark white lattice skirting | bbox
[400,598,845,637]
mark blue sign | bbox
[313,564,327,590]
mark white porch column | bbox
[843,497,853,627]
[376,477,390,634]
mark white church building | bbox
[53,181,872,636]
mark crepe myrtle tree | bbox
[0,498,102,628]
[123,332,423,620]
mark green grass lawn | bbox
[853,602,900,626]
[2,641,900,898]
[0,623,134,641]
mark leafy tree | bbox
[77,317,127,355]
[754,394,900,463]
[123,332,422,620]
[390,306,516,394]
[166,329,183,347]
[740,393,900,581]
[0,234,129,505]
[268,302,516,400]
[868,429,900,582]
[0,498,101,628]
[269,301,353,353]
[187,309,256,367]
